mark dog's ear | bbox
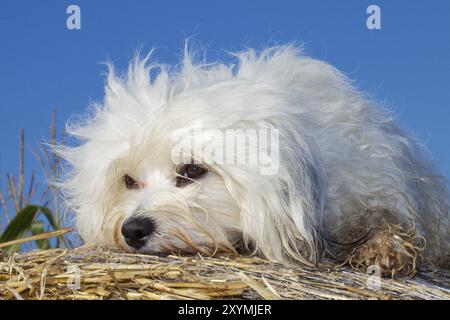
[223,141,327,266]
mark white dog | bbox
[59,45,449,277]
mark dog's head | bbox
[60,46,332,264]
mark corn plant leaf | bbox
[31,220,50,250]
[37,206,58,230]
[0,205,40,243]
[37,205,67,247]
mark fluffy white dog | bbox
[59,45,449,277]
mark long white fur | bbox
[58,45,450,267]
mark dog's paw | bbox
[347,225,425,278]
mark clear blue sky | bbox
[1,0,449,187]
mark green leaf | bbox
[37,205,67,248]
[31,220,50,250]
[0,205,40,243]
[37,206,58,230]
[0,205,67,254]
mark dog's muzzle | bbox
[121,216,155,249]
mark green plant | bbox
[0,111,70,254]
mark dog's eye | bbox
[182,164,207,179]
[176,164,207,187]
[124,174,140,190]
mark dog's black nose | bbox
[121,216,155,249]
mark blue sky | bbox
[1,0,449,191]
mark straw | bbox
[0,244,449,300]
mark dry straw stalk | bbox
[0,243,449,300]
